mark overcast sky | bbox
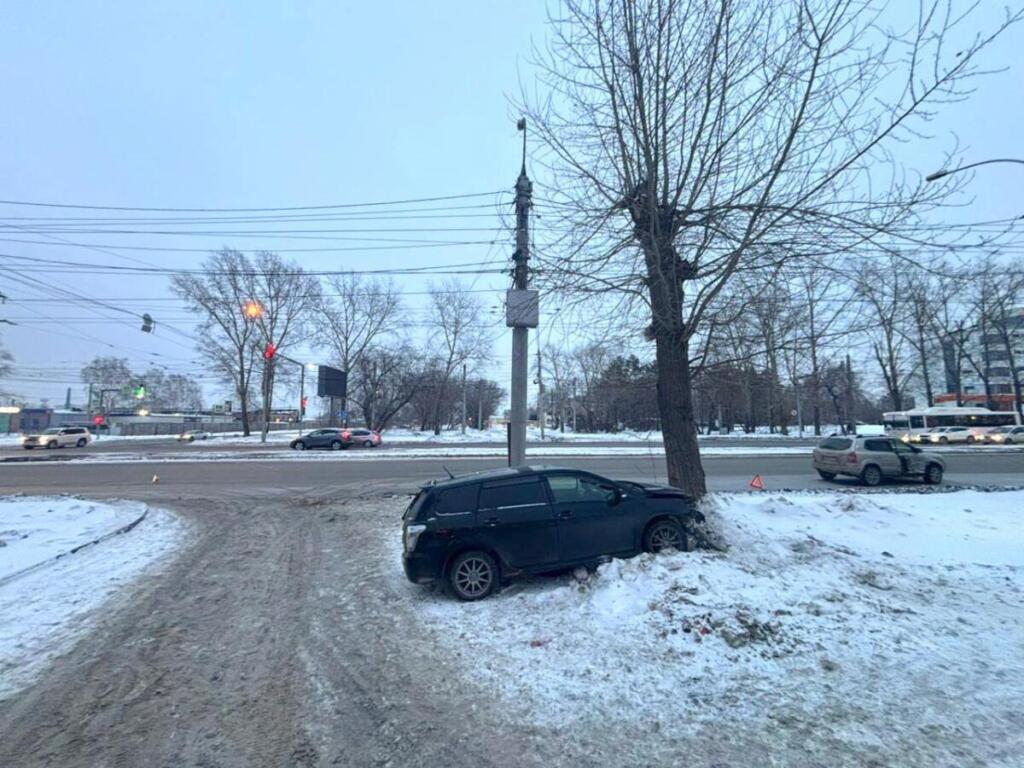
[0,1,1022,407]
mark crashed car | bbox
[813,435,945,486]
[402,465,704,601]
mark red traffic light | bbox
[301,396,308,410]
[93,415,105,425]
[263,343,276,360]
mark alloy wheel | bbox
[650,524,683,552]
[454,557,493,598]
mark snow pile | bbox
[0,497,186,699]
[403,490,1024,765]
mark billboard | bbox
[317,366,348,398]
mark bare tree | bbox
[243,252,320,441]
[983,270,1024,417]
[858,257,916,412]
[316,274,402,424]
[522,0,1020,495]
[422,281,492,435]
[352,343,421,431]
[172,249,263,436]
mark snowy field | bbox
[0,497,185,699]
[399,489,1024,766]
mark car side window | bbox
[478,478,547,511]
[546,475,611,504]
[865,439,892,452]
[431,485,479,516]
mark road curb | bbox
[0,509,150,588]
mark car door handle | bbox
[483,517,500,526]
[557,509,572,519]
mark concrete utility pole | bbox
[507,118,535,467]
[536,343,545,441]
[845,353,854,434]
[461,363,467,435]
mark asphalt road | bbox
[1,451,1021,495]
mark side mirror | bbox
[605,486,623,506]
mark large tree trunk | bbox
[653,333,706,496]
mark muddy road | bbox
[0,486,564,768]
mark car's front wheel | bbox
[363,440,373,448]
[817,470,836,481]
[939,436,949,445]
[331,440,344,451]
[292,441,306,451]
[861,464,882,487]
[643,518,687,553]
[449,551,498,601]
[46,441,57,449]
[924,463,943,485]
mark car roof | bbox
[420,465,576,491]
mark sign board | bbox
[224,400,233,413]
[317,366,348,398]
[336,410,348,420]
[505,289,539,328]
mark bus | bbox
[882,406,1021,442]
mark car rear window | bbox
[478,477,547,510]
[819,438,852,450]
[403,491,428,522]
[432,484,479,515]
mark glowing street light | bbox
[243,300,264,320]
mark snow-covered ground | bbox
[0,497,186,699]
[399,489,1024,765]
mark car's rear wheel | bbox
[861,464,882,487]
[331,440,343,450]
[643,518,687,553]
[23,446,33,450]
[449,551,498,601]
[293,441,306,451]
[363,440,373,448]
[76,438,87,447]
[967,435,975,444]
[924,463,943,485]
[817,470,836,481]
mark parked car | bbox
[347,428,382,448]
[984,425,1024,445]
[812,436,944,486]
[289,428,352,451]
[21,426,92,450]
[177,430,212,442]
[402,466,704,601]
[926,426,973,444]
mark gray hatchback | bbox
[812,436,945,486]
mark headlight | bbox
[404,524,426,553]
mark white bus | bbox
[882,406,1021,442]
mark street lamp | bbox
[243,300,264,319]
[925,158,1024,182]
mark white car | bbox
[177,430,213,442]
[21,426,92,450]
[984,425,1024,445]
[926,426,973,445]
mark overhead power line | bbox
[0,190,510,213]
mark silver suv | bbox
[812,436,945,486]
[21,426,92,450]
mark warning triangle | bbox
[749,474,765,490]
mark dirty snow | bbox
[0,497,186,699]
[400,489,1024,766]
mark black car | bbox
[402,466,704,601]
[289,428,352,451]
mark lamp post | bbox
[925,158,1024,182]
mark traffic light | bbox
[141,313,154,333]
[132,382,146,399]
[263,343,276,360]
[301,396,308,413]
[93,415,104,426]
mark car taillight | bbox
[846,452,858,464]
